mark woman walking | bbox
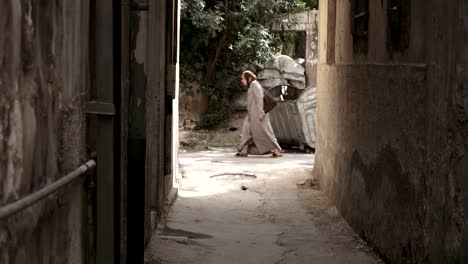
[236,70,282,157]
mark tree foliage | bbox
[301,0,318,9]
[180,0,312,129]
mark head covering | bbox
[242,70,257,85]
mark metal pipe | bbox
[0,160,96,220]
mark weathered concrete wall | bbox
[316,0,468,263]
[272,10,319,86]
[0,1,89,263]
[146,0,179,240]
[317,64,428,262]
[423,1,468,263]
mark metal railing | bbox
[0,160,96,220]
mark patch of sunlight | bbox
[178,184,232,198]
[179,175,254,198]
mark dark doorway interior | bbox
[126,4,148,264]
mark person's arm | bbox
[251,81,265,121]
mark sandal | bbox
[235,152,248,157]
[271,152,283,158]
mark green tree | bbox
[180,0,309,129]
[302,0,318,9]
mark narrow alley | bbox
[145,150,381,263]
[1,1,468,263]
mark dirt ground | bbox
[179,129,241,150]
[179,111,246,151]
[144,149,382,264]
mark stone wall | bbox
[316,0,468,263]
[179,82,203,129]
[0,1,89,263]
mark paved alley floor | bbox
[145,149,381,264]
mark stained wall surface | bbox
[0,1,90,263]
[316,0,468,262]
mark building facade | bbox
[316,0,468,262]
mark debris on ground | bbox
[258,55,306,89]
[296,178,320,189]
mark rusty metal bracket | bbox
[86,101,116,116]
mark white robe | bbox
[238,80,281,154]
